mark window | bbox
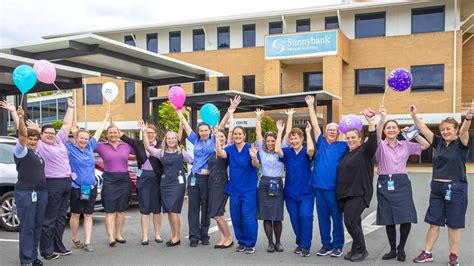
[269,21,283,35]
[411,64,444,92]
[355,68,385,94]
[41,100,57,122]
[193,29,205,51]
[57,98,67,120]
[193,82,205,93]
[169,31,181,53]
[0,143,15,164]
[169,84,181,89]
[149,87,157,98]
[355,12,385,38]
[146,33,158,53]
[125,82,135,103]
[304,72,323,91]
[217,27,230,49]
[27,104,41,120]
[218,77,229,91]
[242,75,255,94]
[243,24,256,48]
[83,84,103,105]
[296,19,311,32]
[412,6,445,34]
[124,35,136,46]
[325,16,339,30]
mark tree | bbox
[51,120,63,130]
[249,114,277,143]
[156,101,187,140]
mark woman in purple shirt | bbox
[375,105,429,262]
[94,123,134,247]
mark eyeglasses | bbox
[43,131,56,136]
[326,129,338,133]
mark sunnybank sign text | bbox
[265,30,338,60]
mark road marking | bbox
[0,239,19,242]
[345,211,383,244]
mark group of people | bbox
[1,95,471,266]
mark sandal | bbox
[72,239,84,249]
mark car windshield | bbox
[0,142,16,164]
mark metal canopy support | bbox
[0,95,7,135]
[142,81,151,122]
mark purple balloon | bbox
[339,115,363,134]
[387,68,412,92]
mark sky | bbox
[0,0,340,46]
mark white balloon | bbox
[102,82,119,103]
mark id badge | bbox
[190,175,196,186]
[31,191,37,202]
[387,180,395,191]
[178,175,184,184]
[444,184,452,201]
[136,169,143,177]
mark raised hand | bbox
[255,108,264,118]
[70,121,79,135]
[409,105,417,115]
[228,95,241,113]
[0,100,16,112]
[379,105,386,117]
[363,108,375,123]
[26,119,40,132]
[67,98,75,108]
[249,143,258,158]
[17,106,25,117]
[285,108,295,116]
[137,120,148,132]
[305,95,314,106]
[467,99,474,118]
[276,120,285,131]
[305,121,312,132]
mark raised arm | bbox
[305,122,315,157]
[176,109,192,136]
[249,143,259,168]
[459,99,473,146]
[0,100,19,127]
[214,129,227,158]
[305,96,321,141]
[17,107,28,146]
[218,95,241,130]
[177,112,187,141]
[255,108,264,143]
[275,120,285,158]
[227,111,234,145]
[93,112,110,141]
[377,105,387,144]
[284,108,295,143]
[61,98,75,134]
[410,105,434,144]
[364,111,378,156]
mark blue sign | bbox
[265,31,338,59]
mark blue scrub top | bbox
[224,143,258,196]
[66,138,97,188]
[188,131,215,174]
[312,134,348,190]
[280,146,314,201]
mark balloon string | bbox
[52,82,65,95]
[19,94,24,107]
[381,87,388,105]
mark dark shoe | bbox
[221,241,234,249]
[201,239,210,245]
[448,253,459,266]
[43,253,60,260]
[214,244,223,249]
[244,247,255,254]
[56,250,72,256]
[275,242,284,252]
[294,246,302,254]
[397,249,406,262]
[300,248,311,257]
[155,238,163,243]
[316,246,333,256]
[267,243,275,253]
[109,241,117,247]
[166,240,181,247]
[344,251,353,260]
[413,250,433,263]
[190,240,199,247]
[141,240,149,246]
[382,250,397,260]
[115,238,126,244]
[350,251,369,262]
[33,259,43,265]
[236,244,245,252]
[330,248,344,257]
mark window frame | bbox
[269,21,283,35]
[411,5,445,34]
[217,26,230,49]
[242,24,256,48]
[354,68,386,95]
[303,72,323,92]
[410,64,445,92]
[192,29,205,51]
[325,16,339,30]
[146,33,158,53]
[355,12,386,39]
[124,34,136,46]
[169,31,181,53]
[193,82,205,93]
[124,82,136,104]
[82,84,103,105]
[217,77,230,91]
[296,19,311,32]
[242,75,256,94]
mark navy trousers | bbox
[286,197,314,250]
[229,193,258,247]
[188,174,210,242]
[16,189,47,264]
[315,188,344,249]
[40,178,71,257]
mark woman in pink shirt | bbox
[375,105,430,262]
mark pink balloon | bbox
[33,60,56,84]
[168,86,186,110]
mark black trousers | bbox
[40,178,71,257]
[187,174,210,242]
[339,196,367,254]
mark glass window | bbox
[83,84,103,105]
[411,64,444,92]
[57,98,67,120]
[169,31,181,53]
[27,104,41,120]
[193,82,205,93]
[124,35,136,46]
[269,21,283,35]
[125,82,136,103]
[355,12,385,38]
[218,77,229,91]
[325,16,339,30]
[146,33,158,53]
[304,72,323,91]
[242,75,255,94]
[412,6,445,34]
[41,100,57,122]
[296,19,311,32]
[193,29,205,51]
[217,26,230,49]
[243,24,256,48]
[149,87,157,98]
[0,143,15,164]
[355,68,385,94]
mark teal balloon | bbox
[200,103,220,127]
[13,65,37,94]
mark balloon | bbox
[33,60,56,84]
[101,82,119,103]
[12,65,37,94]
[200,103,220,127]
[387,68,412,92]
[168,86,186,110]
[338,115,363,134]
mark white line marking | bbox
[345,211,383,244]
[0,239,19,242]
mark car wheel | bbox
[0,191,20,232]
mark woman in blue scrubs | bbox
[215,126,259,254]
